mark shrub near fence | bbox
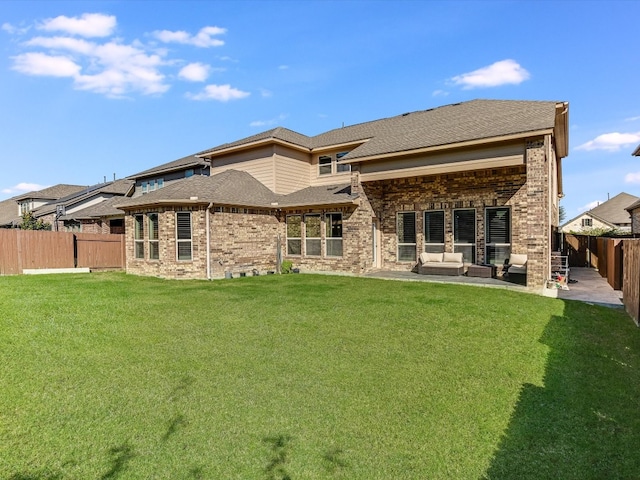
[0,230,124,275]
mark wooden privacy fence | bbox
[623,239,640,326]
[564,234,623,290]
[0,230,124,275]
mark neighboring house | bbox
[48,179,135,233]
[0,195,23,228]
[561,192,639,233]
[0,184,86,228]
[128,154,209,198]
[628,145,640,234]
[117,99,569,289]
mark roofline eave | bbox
[197,138,310,159]
[340,129,555,164]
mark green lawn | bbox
[1,272,638,480]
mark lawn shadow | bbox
[263,434,294,480]
[7,471,62,480]
[100,443,135,480]
[483,300,640,479]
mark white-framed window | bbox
[336,151,351,173]
[20,201,31,215]
[397,211,416,262]
[286,214,302,256]
[64,220,81,232]
[148,213,159,260]
[304,214,321,256]
[424,210,445,253]
[582,217,593,227]
[176,212,192,261]
[325,212,343,257]
[485,207,511,265]
[318,152,351,175]
[141,181,148,194]
[134,214,144,259]
[453,209,476,263]
[318,155,332,175]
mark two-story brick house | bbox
[117,99,569,288]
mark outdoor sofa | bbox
[504,253,528,276]
[417,252,465,276]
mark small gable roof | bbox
[13,184,86,202]
[59,195,128,220]
[589,192,638,225]
[115,171,357,210]
[128,154,207,179]
[633,144,640,156]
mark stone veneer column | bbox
[525,137,550,288]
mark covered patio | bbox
[364,267,624,308]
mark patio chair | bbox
[504,253,527,277]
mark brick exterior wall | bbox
[123,136,554,288]
[631,207,640,235]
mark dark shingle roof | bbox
[196,127,312,156]
[633,144,640,156]
[59,195,128,220]
[198,99,561,161]
[274,184,355,208]
[33,179,135,216]
[115,171,357,210]
[589,192,638,225]
[128,154,207,179]
[116,171,277,209]
[0,196,20,226]
[13,184,86,202]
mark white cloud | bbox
[2,182,49,195]
[153,26,226,47]
[12,52,80,77]
[9,14,237,98]
[451,59,530,89]
[249,114,287,127]
[432,89,449,97]
[278,65,289,70]
[38,13,116,38]
[187,84,250,101]
[259,88,273,98]
[625,172,640,184]
[26,36,95,55]
[578,200,603,212]
[625,116,640,122]
[575,132,640,152]
[179,62,210,82]
[2,22,30,35]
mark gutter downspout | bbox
[206,202,213,280]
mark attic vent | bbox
[401,112,411,117]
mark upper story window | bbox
[141,178,164,194]
[582,218,593,227]
[20,201,31,215]
[318,152,351,176]
[185,169,194,178]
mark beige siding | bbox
[274,154,311,194]
[360,142,525,178]
[561,215,614,233]
[310,149,354,187]
[211,146,276,190]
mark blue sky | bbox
[1,0,639,218]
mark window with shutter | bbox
[176,212,192,261]
[453,209,476,263]
[485,207,511,265]
[397,212,416,262]
[134,215,144,259]
[148,213,159,260]
[424,211,445,253]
